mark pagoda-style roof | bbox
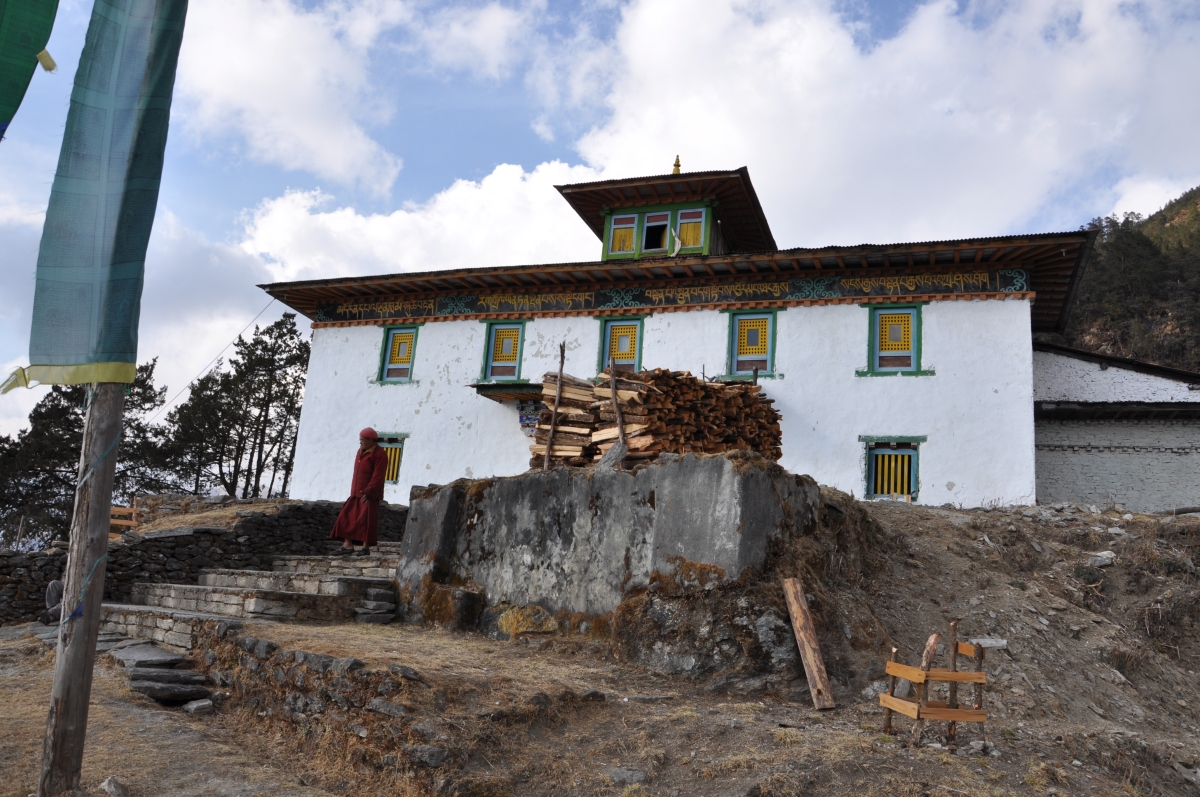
[555,167,776,253]
[260,228,1098,333]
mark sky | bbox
[2,0,1199,436]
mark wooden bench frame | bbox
[881,621,987,745]
[110,499,138,530]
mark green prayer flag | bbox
[2,0,188,393]
[0,0,60,139]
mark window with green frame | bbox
[380,327,418,382]
[484,322,524,380]
[378,433,408,484]
[600,318,643,373]
[859,304,931,376]
[603,206,709,259]
[729,312,775,375]
[861,436,925,500]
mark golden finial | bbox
[672,155,681,175]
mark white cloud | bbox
[242,161,602,282]
[1108,175,1200,220]
[569,0,1200,245]
[417,1,540,80]
[175,0,408,195]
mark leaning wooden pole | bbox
[39,383,125,797]
[543,342,565,471]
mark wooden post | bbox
[608,356,626,448]
[947,621,958,747]
[973,643,986,741]
[780,577,835,710]
[752,366,758,386]
[543,342,565,471]
[14,514,26,551]
[39,383,125,797]
[883,646,899,734]
[909,632,940,747]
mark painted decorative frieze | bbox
[314,269,1029,324]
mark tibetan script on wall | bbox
[314,269,1029,323]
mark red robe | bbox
[330,445,388,546]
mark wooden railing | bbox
[110,501,138,531]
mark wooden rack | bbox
[881,621,987,745]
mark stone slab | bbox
[108,644,186,668]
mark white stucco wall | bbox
[291,298,1037,507]
[1033,351,1198,402]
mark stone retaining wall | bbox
[0,501,407,625]
[400,451,819,616]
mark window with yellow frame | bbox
[731,313,773,375]
[376,433,408,484]
[381,327,418,382]
[602,319,642,372]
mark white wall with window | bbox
[290,298,1036,507]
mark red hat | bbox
[359,427,379,440]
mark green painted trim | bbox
[480,320,528,382]
[602,203,710,261]
[858,303,929,377]
[862,440,922,500]
[712,373,785,380]
[725,308,782,376]
[597,316,645,374]
[854,369,937,378]
[377,325,421,384]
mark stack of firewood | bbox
[590,369,782,462]
[529,369,782,468]
[528,373,601,467]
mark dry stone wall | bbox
[0,501,407,625]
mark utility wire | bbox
[147,298,276,424]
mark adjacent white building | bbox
[261,165,1197,510]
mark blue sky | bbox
[3,0,1200,434]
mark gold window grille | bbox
[492,327,520,363]
[378,434,407,484]
[737,317,770,356]
[871,449,914,497]
[609,323,638,362]
[389,331,414,365]
[878,313,911,352]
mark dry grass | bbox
[134,500,294,533]
[0,636,336,797]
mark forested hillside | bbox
[1064,185,1200,371]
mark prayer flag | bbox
[2,0,188,393]
[0,0,60,139]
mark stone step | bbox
[271,555,399,580]
[355,612,395,624]
[100,604,235,651]
[129,583,361,622]
[365,588,397,602]
[198,568,392,598]
[357,600,396,612]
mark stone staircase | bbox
[99,542,403,650]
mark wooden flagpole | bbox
[39,382,125,796]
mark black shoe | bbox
[333,547,354,556]
[354,547,370,557]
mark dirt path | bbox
[0,636,336,797]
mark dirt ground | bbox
[3,497,1198,797]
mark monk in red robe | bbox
[331,428,389,556]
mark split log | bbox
[781,577,835,710]
[909,633,941,747]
